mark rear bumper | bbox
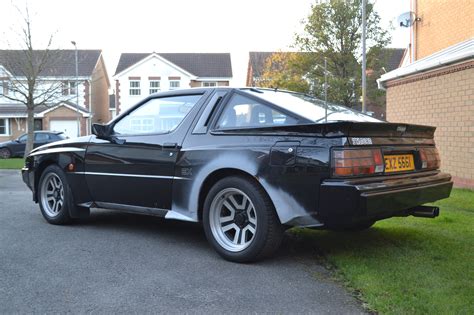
[318,171,453,226]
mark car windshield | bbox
[247,89,381,123]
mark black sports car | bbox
[22,88,453,262]
[0,131,67,159]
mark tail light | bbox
[419,147,440,170]
[332,148,384,177]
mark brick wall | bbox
[386,61,474,188]
[415,0,473,60]
[90,56,110,124]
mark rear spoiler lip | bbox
[212,122,436,139]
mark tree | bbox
[0,5,62,156]
[295,0,391,107]
[257,52,311,93]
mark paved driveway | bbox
[0,169,364,314]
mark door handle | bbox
[163,142,178,149]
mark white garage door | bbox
[50,120,79,139]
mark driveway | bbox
[0,169,364,314]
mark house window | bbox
[149,81,160,94]
[1,80,9,96]
[0,118,10,136]
[130,117,154,132]
[62,81,76,95]
[129,80,141,95]
[202,82,217,87]
[169,81,180,90]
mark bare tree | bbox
[0,5,63,157]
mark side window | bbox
[18,135,27,143]
[215,94,298,129]
[113,94,202,135]
[35,133,50,142]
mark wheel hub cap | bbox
[209,188,257,252]
[40,173,64,218]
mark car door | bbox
[11,134,27,156]
[34,133,50,149]
[84,92,206,211]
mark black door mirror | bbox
[92,123,109,139]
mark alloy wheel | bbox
[40,173,64,217]
[209,188,257,252]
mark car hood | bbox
[0,140,16,147]
[29,136,93,155]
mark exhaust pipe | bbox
[410,205,440,218]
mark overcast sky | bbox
[1,0,410,86]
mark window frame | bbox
[129,80,141,96]
[1,80,9,96]
[0,118,10,136]
[169,81,180,90]
[111,93,205,137]
[210,90,304,132]
[62,81,76,96]
[149,80,161,94]
[202,82,217,87]
[35,133,50,142]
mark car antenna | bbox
[274,86,278,92]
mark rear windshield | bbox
[247,89,381,123]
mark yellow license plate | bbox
[384,154,415,173]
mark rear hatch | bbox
[328,122,439,178]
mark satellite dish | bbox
[397,11,416,28]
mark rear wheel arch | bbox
[201,173,284,262]
[197,168,276,222]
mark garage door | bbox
[50,120,79,139]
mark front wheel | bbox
[38,164,74,225]
[203,176,283,263]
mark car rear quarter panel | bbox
[174,133,340,226]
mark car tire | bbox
[203,176,284,263]
[0,148,11,159]
[38,164,74,225]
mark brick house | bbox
[377,0,474,188]
[246,52,275,87]
[0,50,110,140]
[113,53,232,114]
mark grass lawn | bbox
[0,158,25,169]
[292,188,473,314]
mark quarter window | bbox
[113,94,202,135]
[35,133,50,142]
[149,81,160,94]
[129,80,141,96]
[0,118,9,136]
[216,94,298,129]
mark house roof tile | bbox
[0,50,102,77]
[114,53,233,78]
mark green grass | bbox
[0,158,25,169]
[292,188,474,314]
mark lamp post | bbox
[71,41,80,137]
[361,0,367,113]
